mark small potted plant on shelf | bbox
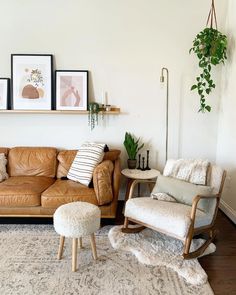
[123,132,144,169]
[88,102,100,130]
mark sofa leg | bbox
[57,236,65,260]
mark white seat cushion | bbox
[53,201,101,238]
[124,197,213,239]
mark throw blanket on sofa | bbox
[0,153,8,182]
[163,159,209,185]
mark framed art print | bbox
[0,78,10,110]
[56,70,88,110]
[11,54,53,110]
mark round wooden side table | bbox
[121,168,160,201]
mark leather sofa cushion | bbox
[8,147,57,178]
[0,148,9,156]
[41,179,98,208]
[93,160,114,205]
[57,150,77,178]
[57,149,121,178]
[103,149,121,162]
[0,176,55,207]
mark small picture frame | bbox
[55,70,88,111]
[0,78,10,110]
[11,54,53,110]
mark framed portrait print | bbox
[56,70,88,111]
[0,78,10,110]
[11,54,53,110]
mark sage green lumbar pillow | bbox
[151,175,214,212]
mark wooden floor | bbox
[112,202,236,295]
[0,202,235,294]
[199,210,236,295]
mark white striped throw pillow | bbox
[67,142,106,186]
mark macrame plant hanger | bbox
[206,0,218,29]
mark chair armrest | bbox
[190,194,219,220]
[127,180,156,200]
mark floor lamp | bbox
[160,67,169,163]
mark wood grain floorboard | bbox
[199,210,236,295]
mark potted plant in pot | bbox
[189,0,227,113]
[123,132,144,169]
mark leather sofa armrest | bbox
[93,160,114,205]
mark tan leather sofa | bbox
[0,147,121,218]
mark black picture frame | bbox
[11,54,53,110]
[55,70,88,111]
[0,78,10,110]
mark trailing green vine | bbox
[189,0,227,113]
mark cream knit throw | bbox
[0,153,8,182]
[163,159,209,185]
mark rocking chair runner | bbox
[122,165,226,259]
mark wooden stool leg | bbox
[57,236,65,260]
[78,237,82,249]
[72,238,78,272]
[90,233,97,260]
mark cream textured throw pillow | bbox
[0,153,8,182]
[67,142,106,186]
[151,192,176,202]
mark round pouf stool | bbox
[53,201,101,272]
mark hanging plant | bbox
[189,0,227,113]
[88,102,100,130]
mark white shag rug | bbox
[0,224,214,295]
[109,225,216,285]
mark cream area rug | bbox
[0,224,214,295]
[109,226,215,286]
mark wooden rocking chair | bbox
[122,165,226,259]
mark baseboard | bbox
[219,200,236,224]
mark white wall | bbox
[216,0,236,222]
[0,0,228,197]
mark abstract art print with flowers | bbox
[55,70,88,111]
[11,54,53,110]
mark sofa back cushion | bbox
[57,150,77,178]
[8,147,57,178]
[152,175,214,212]
[57,149,121,178]
[0,148,9,156]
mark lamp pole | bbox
[160,67,169,163]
